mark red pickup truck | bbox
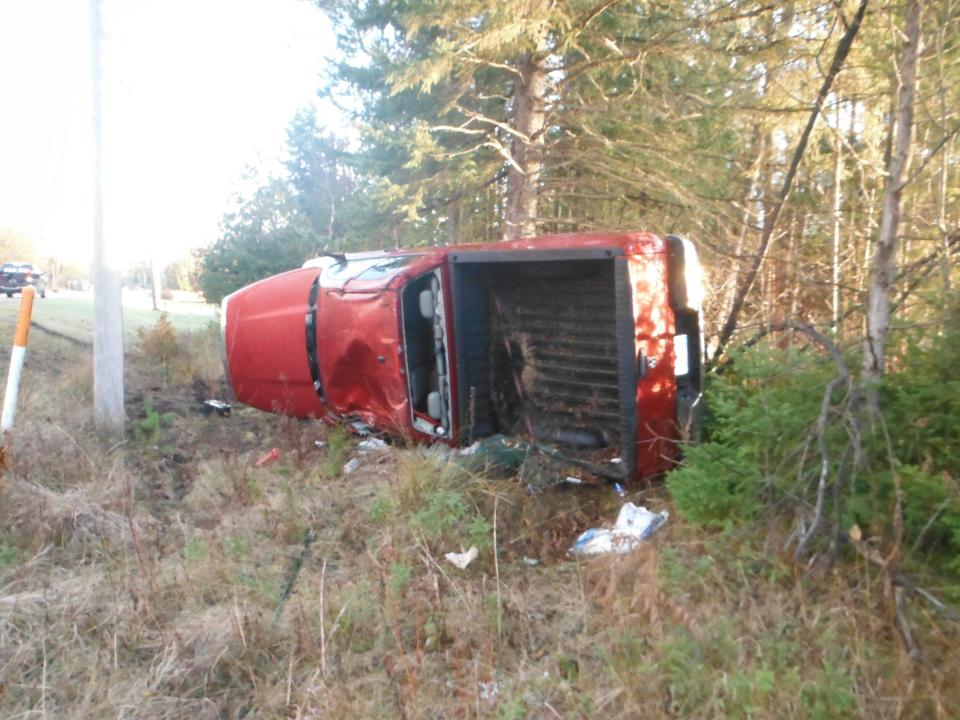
[221,231,703,481]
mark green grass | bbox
[0,290,216,343]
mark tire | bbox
[5,293,11,298]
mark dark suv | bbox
[0,263,47,298]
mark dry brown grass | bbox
[0,321,957,718]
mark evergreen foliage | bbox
[197,177,318,304]
[202,0,960,356]
[197,108,377,303]
[669,300,960,577]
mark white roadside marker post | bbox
[1,287,36,433]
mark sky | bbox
[0,0,342,268]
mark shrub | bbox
[667,345,835,527]
[132,397,176,448]
[136,314,224,391]
[668,315,960,573]
[136,312,183,379]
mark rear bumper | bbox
[0,281,44,293]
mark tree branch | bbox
[711,0,870,365]
[895,118,960,192]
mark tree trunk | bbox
[327,177,336,241]
[504,50,548,240]
[711,0,868,363]
[794,211,809,317]
[789,213,800,321]
[150,255,162,311]
[831,98,843,333]
[449,197,462,244]
[724,128,768,321]
[862,0,923,412]
[936,15,952,293]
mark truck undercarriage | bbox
[449,252,637,480]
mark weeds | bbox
[0,542,19,567]
[132,397,176,448]
[0,313,957,719]
[322,424,350,477]
[391,452,493,555]
[136,313,224,392]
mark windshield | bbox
[324,256,414,283]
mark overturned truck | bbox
[221,232,703,481]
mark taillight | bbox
[666,236,703,313]
[679,239,703,312]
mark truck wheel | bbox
[40,291,46,299]
[4,293,11,298]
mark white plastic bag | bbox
[570,503,668,556]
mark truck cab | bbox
[221,231,703,481]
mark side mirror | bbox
[419,289,435,320]
[427,391,442,420]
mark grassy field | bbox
[0,306,955,718]
[0,289,217,344]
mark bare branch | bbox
[895,118,960,192]
[711,0,870,365]
[894,586,926,663]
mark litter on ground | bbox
[445,546,479,569]
[478,680,499,702]
[202,399,232,417]
[570,503,668,556]
[456,434,531,472]
[253,447,280,467]
[349,421,373,436]
[342,458,360,474]
[357,438,389,452]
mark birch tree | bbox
[862,0,924,412]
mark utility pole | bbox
[91,0,125,432]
